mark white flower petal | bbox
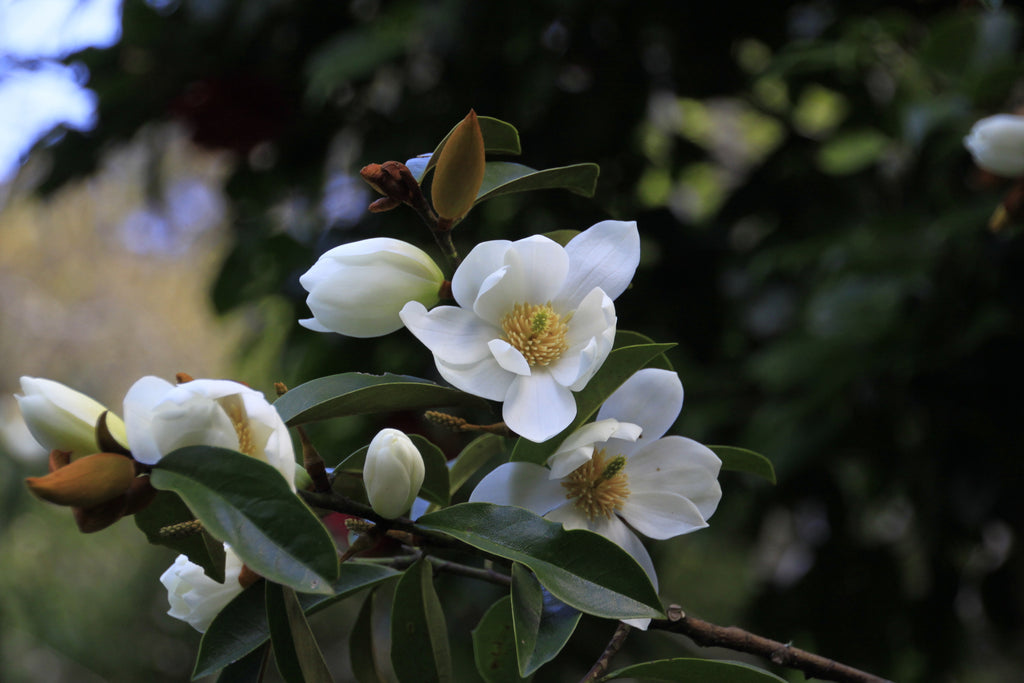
[546,419,642,479]
[469,462,567,515]
[436,356,515,402]
[556,220,640,309]
[619,490,709,539]
[488,339,532,376]
[472,237,568,325]
[549,288,616,390]
[451,239,512,308]
[502,372,577,443]
[598,369,683,451]
[123,375,175,464]
[400,302,498,365]
[298,317,332,333]
[626,436,722,520]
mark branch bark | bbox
[651,604,893,683]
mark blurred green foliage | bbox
[8,0,1024,681]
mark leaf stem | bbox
[651,604,893,683]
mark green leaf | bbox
[612,330,674,370]
[150,447,338,594]
[266,582,334,683]
[274,373,487,427]
[390,560,453,683]
[600,658,789,682]
[350,592,383,683]
[474,162,599,204]
[195,564,399,678]
[448,433,506,496]
[215,644,269,683]
[418,503,663,620]
[473,596,531,683]
[331,435,450,508]
[408,117,522,181]
[708,445,776,484]
[510,343,675,466]
[510,565,580,677]
[134,490,226,583]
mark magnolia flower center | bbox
[500,302,569,367]
[561,448,630,520]
[219,396,256,457]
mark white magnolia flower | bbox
[364,427,425,518]
[160,545,249,633]
[300,237,445,338]
[123,376,296,491]
[15,376,128,456]
[400,220,640,443]
[470,368,722,627]
[964,114,1024,177]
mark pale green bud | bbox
[16,377,128,456]
[363,428,425,519]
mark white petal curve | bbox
[619,490,709,539]
[502,372,577,443]
[298,317,332,333]
[123,375,175,464]
[435,356,514,402]
[400,302,497,365]
[557,220,640,309]
[488,339,532,376]
[598,368,683,448]
[546,419,642,479]
[626,436,722,520]
[469,462,567,515]
[451,239,512,308]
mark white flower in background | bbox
[400,220,640,443]
[123,376,296,490]
[15,376,128,456]
[160,545,251,633]
[364,428,425,518]
[299,237,445,338]
[964,114,1024,177]
[470,368,722,627]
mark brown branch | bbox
[651,605,892,683]
[579,622,632,683]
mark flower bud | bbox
[25,452,137,507]
[363,428,425,519]
[15,377,128,456]
[964,114,1024,178]
[431,110,486,223]
[160,544,256,632]
[299,238,445,338]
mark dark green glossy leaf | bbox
[418,503,662,620]
[448,433,506,496]
[708,445,776,484]
[599,658,789,682]
[195,564,399,678]
[390,559,453,683]
[409,117,522,181]
[510,565,580,677]
[474,162,599,204]
[266,582,333,683]
[473,596,531,683]
[274,372,486,426]
[349,592,380,683]
[510,343,675,465]
[150,447,338,594]
[612,330,674,370]
[134,489,226,583]
[215,644,269,683]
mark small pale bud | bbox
[363,428,425,519]
[25,452,137,508]
[964,114,1024,178]
[430,109,486,222]
[16,377,128,456]
[299,238,445,338]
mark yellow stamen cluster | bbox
[220,396,256,457]
[561,449,630,520]
[500,302,569,367]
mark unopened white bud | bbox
[15,377,127,456]
[363,428,425,519]
[964,114,1024,178]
